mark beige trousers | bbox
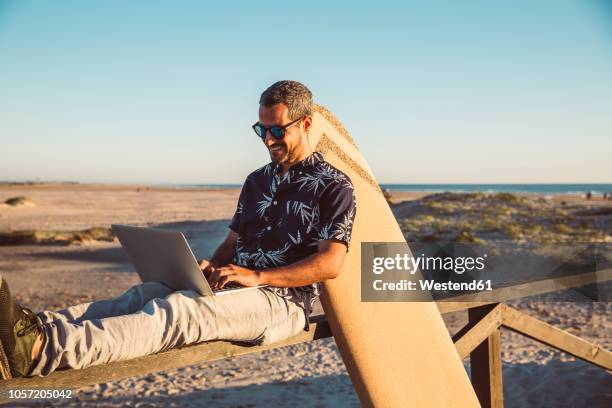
[30,282,306,376]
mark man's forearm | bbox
[210,246,234,267]
[259,250,343,288]
[209,232,237,267]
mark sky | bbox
[0,0,611,184]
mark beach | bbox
[0,183,610,407]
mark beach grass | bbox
[395,192,611,244]
[4,196,31,206]
[0,227,115,246]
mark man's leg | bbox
[37,282,173,325]
[30,288,305,376]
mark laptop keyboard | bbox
[213,282,243,293]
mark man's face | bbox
[258,103,310,165]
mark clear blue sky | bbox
[1,0,611,184]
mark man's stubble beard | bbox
[271,143,299,165]
[270,133,308,166]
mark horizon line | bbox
[2,181,612,186]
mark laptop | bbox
[111,224,264,296]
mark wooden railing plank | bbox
[501,304,612,370]
[452,304,502,360]
[0,319,332,403]
[440,268,611,305]
[438,301,495,315]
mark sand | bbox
[0,184,240,232]
[0,184,610,407]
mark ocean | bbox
[378,184,612,195]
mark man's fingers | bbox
[209,269,222,285]
[199,260,214,281]
[218,273,235,289]
[215,267,236,276]
[208,266,233,288]
[212,267,237,289]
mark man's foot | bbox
[0,275,44,379]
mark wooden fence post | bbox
[469,303,504,408]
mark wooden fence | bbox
[1,268,611,407]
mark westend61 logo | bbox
[371,253,487,275]
[361,242,494,302]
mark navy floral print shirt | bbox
[229,151,356,321]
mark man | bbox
[0,80,356,378]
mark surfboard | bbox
[309,104,480,407]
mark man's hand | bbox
[198,259,216,282]
[210,264,262,289]
[198,230,239,284]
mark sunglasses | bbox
[252,116,304,140]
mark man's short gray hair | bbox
[259,80,313,120]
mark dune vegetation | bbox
[0,227,115,246]
[4,196,32,206]
[394,192,611,244]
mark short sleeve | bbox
[317,177,356,249]
[229,180,248,233]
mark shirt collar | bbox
[272,151,324,176]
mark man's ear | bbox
[302,115,312,133]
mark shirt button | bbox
[266,226,271,231]
[273,200,278,205]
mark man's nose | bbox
[264,131,276,145]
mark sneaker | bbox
[0,276,44,379]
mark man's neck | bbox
[279,146,313,176]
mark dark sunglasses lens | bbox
[270,127,284,139]
[254,125,265,138]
